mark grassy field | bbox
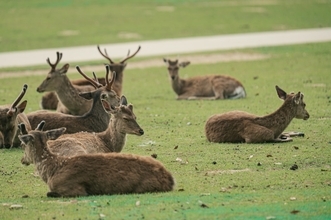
[0,0,331,52]
[1,0,331,219]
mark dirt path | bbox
[0,52,269,79]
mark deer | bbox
[163,58,246,100]
[27,65,120,133]
[0,84,31,148]
[205,85,310,143]
[18,121,174,197]
[97,45,141,96]
[20,96,144,165]
[37,52,97,115]
[37,52,106,111]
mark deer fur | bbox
[163,58,246,100]
[21,96,144,165]
[97,45,141,96]
[27,66,120,133]
[0,84,31,148]
[205,86,310,143]
[37,52,96,115]
[18,121,174,197]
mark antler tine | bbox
[46,52,63,70]
[92,72,100,84]
[120,45,141,63]
[97,45,114,64]
[75,66,99,89]
[10,84,28,109]
[108,71,116,90]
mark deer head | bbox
[0,84,28,148]
[37,52,70,93]
[276,85,309,120]
[163,58,190,80]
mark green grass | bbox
[0,0,331,52]
[1,42,331,219]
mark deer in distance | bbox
[18,121,174,197]
[0,84,31,148]
[97,45,141,96]
[27,65,120,133]
[205,85,309,143]
[20,96,144,165]
[39,52,106,111]
[163,58,246,100]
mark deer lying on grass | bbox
[97,45,141,96]
[0,84,31,148]
[27,65,120,133]
[21,96,143,165]
[205,86,309,143]
[163,58,246,100]
[40,52,106,111]
[38,52,96,115]
[19,121,174,197]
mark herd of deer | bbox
[0,45,309,197]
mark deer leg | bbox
[281,131,305,138]
[50,183,88,197]
[242,125,275,143]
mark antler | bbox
[97,45,114,64]
[47,52,63,70]
[75,66,103,89]
[104,65,116,91]
[120,46,141,63]
[97,45,141,64]
[7,84,28,116]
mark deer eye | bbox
[101,94,108,99]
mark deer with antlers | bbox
[0,84,31,148]
[37,52,97,115]
[18,121,174,197]
[20,96,144,165]
[27,65,120,133]
[205,86,309,143]
[163,58,246,100]
[97,45,141,96]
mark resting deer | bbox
[37,52,105,111]
[21,96,143,165]
[27,65,120,133]
[205,86,309,143]
[19,121,174,197]
[163,58,246,100]
[37,52,97,115]
[0,84,31,148]
[97,45,141,96]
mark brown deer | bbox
[18,121,174,197]
[37,52,105,111]
[163,58,246,100]
[37,52,96,115]
[205,86,309,143]
[0,84,31,148]
[21,96,144,165]
[97,45,141,96]
[27,65,120,133]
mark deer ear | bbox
[18,123,28,135]
[163,58,168,64]
[275,85,287,100]
[46,128,66,140]
[179,61,190,68]
[18,134,33,145]
[17,100,27,113]
[79,91,93,100]
[293,92,301,105]
[120,96,128,106]
[59,64,70,74]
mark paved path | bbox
[1,28,331,68]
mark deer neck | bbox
[99,117,126,152]
[85,91,111,126]
[171,77,186,95]
[255,100,296,138]
[55,77,88,106]
[35,146,62,183]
